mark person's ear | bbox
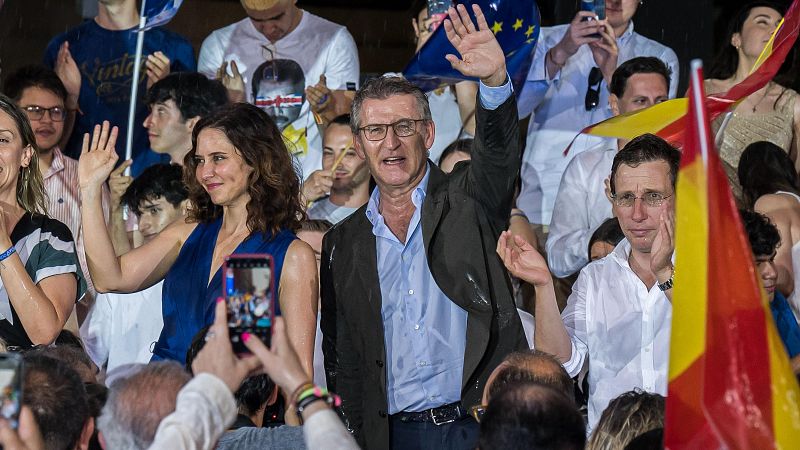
[178,199,190,217]
[604,177,613,203]
[76,417,95,450]
[20,145,33,168]
[185,116,201,132]
[609,94,621,116]
[353,134,366,160]
[731,32,742,50]
[423,120,435,153]
[267,385,280,406]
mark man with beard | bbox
[306,114,370,223]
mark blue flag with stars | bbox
[142,0,183,31]
[403,0,540,93]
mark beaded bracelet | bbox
[295,385,342,419]
[290,382,315,406]
[0,245,16,263]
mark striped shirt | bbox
[0,213,87,347]
[42,147,109,297]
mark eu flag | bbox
[403,0,540,93]
[143,0,184,31]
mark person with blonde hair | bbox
[586,390,665,450]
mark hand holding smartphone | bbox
[223,254,275,354]
[0,353,22,430]
[580,0,606,38]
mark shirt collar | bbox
[42,147,65,179]
[365,162,430,227]
[609,238,633,269]
[618,21,635,44]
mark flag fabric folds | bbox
[664,60,800,449]
[402,0,540,93]
[578,0,800,148]
[143,0,184,31]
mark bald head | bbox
[484,350,573,405]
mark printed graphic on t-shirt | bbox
[251,58,308,156]
[81,53,148,105]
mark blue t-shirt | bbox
[771,291,800,358]
[44,20,195,175]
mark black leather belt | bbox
[392,402,467,425]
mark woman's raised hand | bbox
[78,121,119,193]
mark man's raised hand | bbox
[443,4,506,87]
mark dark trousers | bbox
[389,415,480,450]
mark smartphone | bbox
[427,0,452,33]
[580,0,606,38]
[223,254,275,354]
[0,353,22,429]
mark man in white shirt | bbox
[198,0,360,181]
[81,164,188,378]
[516,1,679,231]
[546,57,671,277]
[498,134,680,431]
[306,114,370,224]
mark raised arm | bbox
[78,121,193,293]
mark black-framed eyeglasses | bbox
[358,118,427,141]
[585,67,603,111]
[610,191,674,208]
[23,105,67,122]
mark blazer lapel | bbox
[347,211,384,326]
[422,162,447,253]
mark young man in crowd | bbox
[546,57,671,277]
[306,114,370,224]
[498,134,679,432]
[44,0,196,175]
[81,164,188,377]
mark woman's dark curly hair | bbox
[183,102,305,235]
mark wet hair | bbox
[0,94,48,215]
[185,326,276,418]
[479,382,585,450]
[486,350,574,405]
[737,141,800,208]
[3,64,68,104]
[23,353,90,450]
[121,164,188,215]
[27,344,97,383]
[144,72,228,121]
[609,57,672,98]
[707,2,786,80]
[300,219,333,234]
[586,390,665,450]
[351,76,432,134]
[740,209,781,257]
[437,138,473,167]
[588,218,625,260]
[184,102,305,235]
[609,134,681,195]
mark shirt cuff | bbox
[479,73,513,110]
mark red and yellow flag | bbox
[664,60,800,449]
[576,0,800,148]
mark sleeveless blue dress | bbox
[152,217,296,363]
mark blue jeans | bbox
[389,415,480,450]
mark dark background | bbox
[0,0,793,94]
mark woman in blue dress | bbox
[77,103,317,374]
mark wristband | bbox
[509,211,528,221]
[0,245,16,263]
[290,382,314,406]
[295,385,342,420]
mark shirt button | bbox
[414,324,420,330]
[408,289,414,295]
[379,410,387,418]
[376,360,384,367]
[645,348,651,353]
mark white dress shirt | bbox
[516,22,679,225]
[546,142,616,277]
[561,239,672,432]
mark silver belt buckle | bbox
[430,405,459,426]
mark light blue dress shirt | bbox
[365,78,512,414]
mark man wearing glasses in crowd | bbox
[514,0,679,250]
[320,5,526,449]
[498,133,680,434]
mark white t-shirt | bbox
[428,87,472,164]
[80,282,164,378]
[198,11,360,180]
[307,198,359,224]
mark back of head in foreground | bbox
[478,382,585,450]
[22,352,91,450]
[586,389,665,450]
[485,349,575,405]
[97,361,191,450]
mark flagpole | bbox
[125,0,148,174]
[689,59,710,165]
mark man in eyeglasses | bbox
[515,0,679,247]
[320,5,526,449]
[4,65,110,307]
[547,57,671,279]
[498,133,679,433]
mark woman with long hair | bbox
[705,1,800,199]
[0,94,86,347]
[739,141,800,313]
[77,103,317,374]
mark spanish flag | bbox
[664,60,800,449]
[577,0,800,148]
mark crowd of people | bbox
[0,0,798,449]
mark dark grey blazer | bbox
[320,94,527,449]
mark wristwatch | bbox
[657,271,674,291]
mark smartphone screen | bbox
[427,0,452,32]
[580,0,605,38]
[0,353,22,429]
[223,254,275,354]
